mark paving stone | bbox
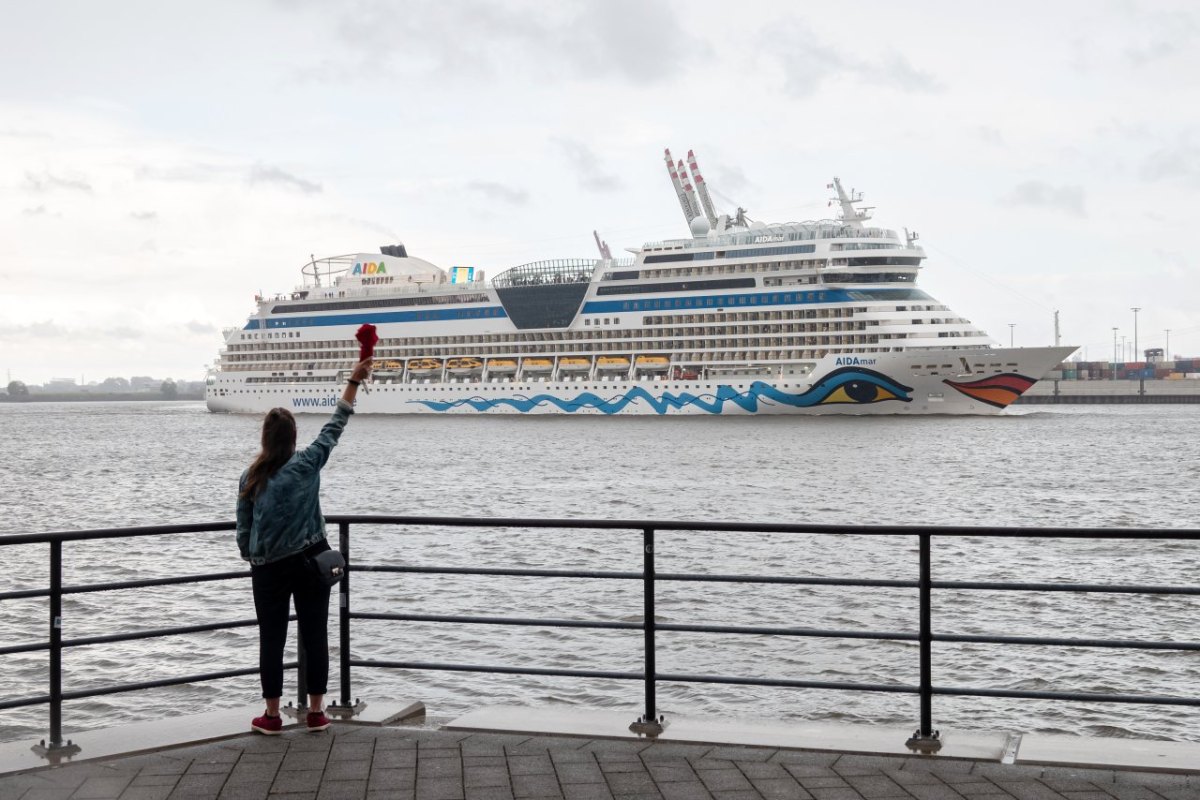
[579,744,648,757]
[1151,789,1200,800]
[281,752,329,772]
[510,773,563,799]
[705,749,776,764]
[990,782,1068,800]
[272,793,318,800]
[464,759,508,770]
[217,778,274,800]
[689,763,735,773]
[882,769,945,787]
[373,750,417,769]
[781,767,840,781]
[604,772,658,795]
[1103,785,1177,800]
[748,777,814,800]
[904,782,976,800]
[414,777,466,800]
[229,764,281,786]
[15,788,77,800]
[368,766,415,791]
[272,770,325,794]
[464,767,511,789]
[645,765,697,784]
[709,792,761,800]
[970,766,1045,782]
[657,783,713,800]
[695,771,753,793]
[737,764,788,780]
[1058,793,1118,800]
[187,762,238,776]
[555,763,606,785]
[509,757,555,777]
[329,744,373,763]
[119,786,175,800]
[769,755,840,768]
[464,788,516,800]
[315,779,367,800]
[1040,770,1115,787]
[641,747,711,762]
[600,763,650,775]
[324,761,372,782]
[833,756,910,776]
[169,771,228,798]
[806,789,865,800]
[550,753,600,766]
[794,778,849,790]
[562,784,616,800]
[131,774,183,787]
[507,740,584,755]
[420,759,464,779]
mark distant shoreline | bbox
[0,392,205,403]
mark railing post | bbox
[328,521,363,718]
[906,532,941,753]
[32,539,80,759]
[629,526,665,735]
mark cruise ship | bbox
[206,149,1075,415]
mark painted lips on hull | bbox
[942,374,1036,408]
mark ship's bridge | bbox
[492,258,598,329]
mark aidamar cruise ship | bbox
[206,149,1074,415]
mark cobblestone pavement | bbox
[1,725,1196,800]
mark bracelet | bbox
[348,379,361,386]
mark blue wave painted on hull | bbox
[409,368,913,414]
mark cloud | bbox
[764,20,940,98]
[1003,181,1086,217]
[22,205,49,216]
[289,0,705,85]
[24,171,93,193]
[467,180,529,205]
[130,211,158,221]
[0,320,68,339]
[1123,10,1198,66]
[247,164,322,193]
[185,320,217,335]
[1141,140,1200,186]
[552,138,623,192]
[104,326,142,340]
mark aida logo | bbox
[352,261,388,276]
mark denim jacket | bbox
[236,400,354,565]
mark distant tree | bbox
[100,376,130,391]
[160,379,178,399]
[6,380,29,397]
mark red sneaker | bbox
[306,710,331,732]
[251,713,283,735]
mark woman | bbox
[235,358,371,734]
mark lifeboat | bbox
[407,358,442,376]
[559,357,591,372]
[373,359,404,370]
[635,356,670,371]
[488,358,518,374]
[596,356,631,371]
[523,358,553,373]
[446,357,483,375]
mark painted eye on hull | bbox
[822,381,902,404]
[808,368,913,406]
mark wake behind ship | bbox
[206,149,1074,415]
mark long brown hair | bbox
[240,407,297,499]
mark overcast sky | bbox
[3,0,1198,384]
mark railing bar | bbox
[932,685,1200,706]
[349,659,641,681]
[351,612,643,630]
[59,662,300,702]
[1,617,293,656]
[935,633,1200,650]
[62,572,250,595]
[658,574,916,588]
[0,694,52,712]
[355,565,641,580]
[5,518,1200,544]
[933,580,1200,595]
[659,623,919,641]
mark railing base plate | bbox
[327,699,368,719]
[905,729,943,754]
[32,738,82,761]
[629,715,668,737]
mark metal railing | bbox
[2,516,1198,758]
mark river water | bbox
[1,401,1198,745]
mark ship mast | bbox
[664,149,700,226]
[829,177,873,230]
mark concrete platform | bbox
[0,705,1195,800]
[2,718,1196,800]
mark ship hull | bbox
[206,346,1074,416]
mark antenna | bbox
[677,159,702,222]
